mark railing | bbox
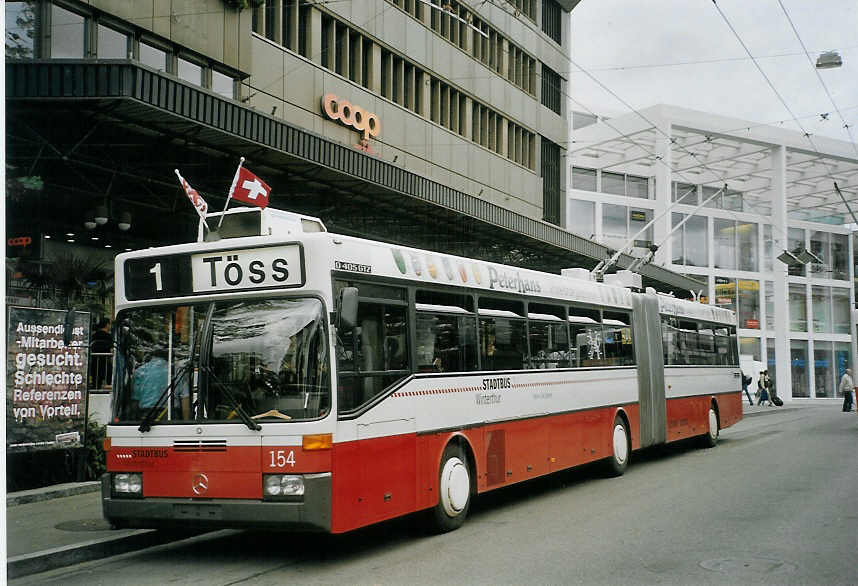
[89,352,113,391]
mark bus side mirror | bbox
[338,287,359,332]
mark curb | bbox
[742,407,801,418]
[7,481,101,507]
[7,529,194,579]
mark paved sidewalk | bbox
[6,483,191,579]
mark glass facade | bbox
[789,284,807,332]
[97,24,128,58]
[672,213,707,267]
[791,340,809,398]
[834,342,851,398]
[739,337,761,361]
[738,279,760,329]
[568,199,595,238]
[51,4,85,58]
[814,341,833,398]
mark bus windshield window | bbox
[113,298,330,424]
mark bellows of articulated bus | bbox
[199,208,326,242]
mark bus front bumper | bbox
[101,473,331,532]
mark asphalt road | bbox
[12,406,858,585]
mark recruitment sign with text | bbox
[6,307,90,451]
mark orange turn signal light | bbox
[302,433,332,450]
[103,437,112,452]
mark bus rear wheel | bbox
[605,415,630,477]
[429,443,472,533]
[702,405,719,448]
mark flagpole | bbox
[217,157,245,231]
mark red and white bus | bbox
[102,207,742,533]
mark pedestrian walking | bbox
[840,368,854,412]
[741,371,754,406]
[757,370,772,406]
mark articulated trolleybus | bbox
[103,207,742,533]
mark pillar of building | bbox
[308,8,322,67]
[771,145,791,398]
[653,119,672,266]
[368,42,381,93]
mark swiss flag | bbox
[230,167,271,208]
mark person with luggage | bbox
[840,368,854,412]
[741,371,754,406]
[757,370,772,406]
[768,372,782,406]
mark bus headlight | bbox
[112,472,143,498]
[263,474,304,500]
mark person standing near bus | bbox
[741,371,753,406]
[839,368,854,412]
[757,371,771,406]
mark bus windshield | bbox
[113,298,330,425]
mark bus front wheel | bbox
[429,443,472,533]
[605,415,630,477]
[702,404,719,448]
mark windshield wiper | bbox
[199,364,262,431]
[138,360,194,432]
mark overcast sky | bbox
[569,0,858,144]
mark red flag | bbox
[230,167,271,208]
[174,169,208,220]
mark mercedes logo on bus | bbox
[192,473,209,495]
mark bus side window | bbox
[568,306,601,367]
[602,311,634,366]
[336,295,409,413]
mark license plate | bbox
[173,503,223,520]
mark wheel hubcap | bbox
[613,424,628,464]
[440,457,469,516]
[709,408,718,439]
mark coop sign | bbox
[321,93,381,141]
[6,307,89,451]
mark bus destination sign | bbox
[124,245,304,300]
[191,245,303,293]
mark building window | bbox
[602,204,652,249]
[832,287,851,334]
[834,342,852,397]
[739,337,761,361]
[812,285,831,333]
[672,182,697,205]
[97,23,129,58]
[672,213,708,267]
[714,278,737,313]
[738,279,760,329]
[765,280,775,330]
[51,4,85,58]
[571,167,597,192]
[789,283,807,332]
[177,57,203,86]
[787,227,806,277]
[568,199,595,238]
[139,41,167,71]
[541,0,561,44]
[814,341,833,398]
[714,219,758,271]
[541,63,561,115]
[763,225,773,272]
[211,69,235,99]
[830,233,848,280]
[542,137,561,225]
[791,340,810,398]
[601,172,649,198]
[5,1,38,59]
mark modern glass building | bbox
[569,105,858,401]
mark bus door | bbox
[632,292,666,447]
